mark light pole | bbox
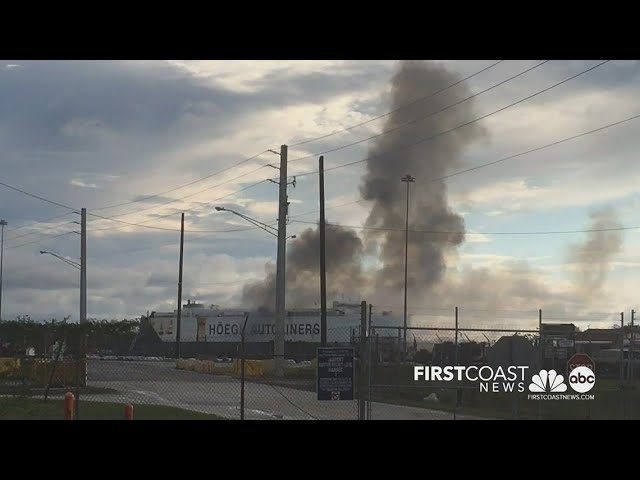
[214,207,296,240]
[401,174,415,359]
[215,205,296,378]
[39,250,81,270]
[0,219,6,321]
[39,246,83,418]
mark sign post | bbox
[317,347,354,401]
[567,353,595,376]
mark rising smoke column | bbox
[242,60,488,309]
[360,60,488,294]
[568,207,624,299]
[241,225,364,310]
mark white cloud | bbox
[69,178,99,189]
[452,178,547,212]
[5,60,640,318]
[465,232,493,243]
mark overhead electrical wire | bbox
[5,211,74,234]
[292,219,640,236]
[4,231,77,250]
[90,150,272,213]
[78,61,507,223]
[0,61,536,234]
[4,220,77,243]
[85,179,270,233]
[0,180,76,211]
[84,62,518,223]
[89,164,270,221]
[288,60,505,148]
[288,111,640,220]
[287,60,550,164]
[289,60,611,179]
[0,61,613,242]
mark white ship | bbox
[148,300,402,344]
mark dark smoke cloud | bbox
[360,60,487,292]
[241,225,364,310]
[242,60,488,309]
[568,207,624,299]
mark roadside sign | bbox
[317,347,354,401]
[567,353,595,375]
[558,339,574,348]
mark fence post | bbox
[74,331,82,421]
[538,309,543,420]
[509,331,518,420]
[64,392,74,420]
[628,310,636,420]
[620,312,626,419]
[359,301,367,420]
[367,303,373,420]
[124,403,134,420]
[240,313,249,421]
[453,306,458,421]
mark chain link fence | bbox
[1,307,638,419]
[367,307,640,420]
[78,322,362,420]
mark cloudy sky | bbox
[0,60,638,328]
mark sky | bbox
[0,59,638,328]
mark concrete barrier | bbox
[174,357,318,378]
[0,357,21,376]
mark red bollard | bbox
[124,403,134,420]
[64,392,75,420]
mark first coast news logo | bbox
[414,365,595,400]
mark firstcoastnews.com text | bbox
[527,394,595,401]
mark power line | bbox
[293,219,640,236]
[0,151,272,237]
[92,150,268,213]
[4,221,77,243]
[4,231,77,250]
[0,61,613,241]
[291,60,611,179]
[287,60,549,164]
[289,111,640,221]
[288,60,505,148]
[85,179,269,233]
[5,211,74,234]
[90,164,269,221]
[88,62,505,221]
[0,180,76,211]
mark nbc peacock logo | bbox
[528,369,568,393]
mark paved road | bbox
[84,360,484,420]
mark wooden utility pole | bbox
[176,213,185,359]
[319,156,327,346]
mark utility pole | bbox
[401,174,415,359]
[0,219,7,321]
[80,208,87,325]
[274,145,288,377]
[620,312,625,384]
[359,300,367,420]
[631,309,635,384]
[176,213,185,359]
[75,208,87,420]
[319,156,327,346]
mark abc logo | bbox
[568,366,595,393]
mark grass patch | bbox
[0,397,225,420]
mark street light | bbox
[401,174,415,359]
[216,205,296,378]
[39,250,81,270]
[0,219,7,321]
[215,206,296,239]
